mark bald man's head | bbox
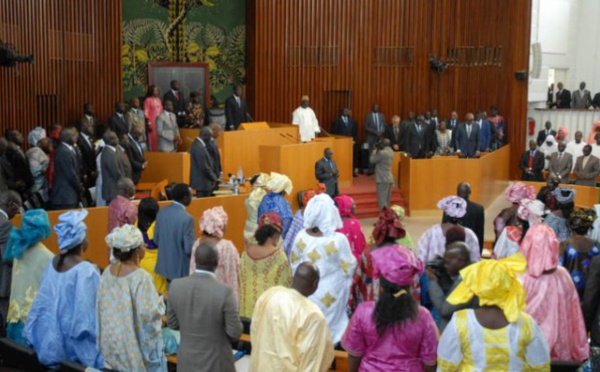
[457,182,471,199]
[194,242,219,272]
[292,262,320,297]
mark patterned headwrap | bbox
[516,199,545,226]
[302,183,327,208]
[447,253,527,323]
[390,205,406,221]
[520,224,559,278]
[4,209,51,260]
[54,210,88,252]
[27,127,46,146]
[105,224,144,252]
[334,195,355,218]
[249,173,270,205]
[552,187,576,204]
[259,211,283,232]
[504,182,536,203]
[200,206,228,239]
[372,207,406,246]
[266,172,293,195]
[437,196,467,218]
[569,208,597,232]
[303,194,343,237]
[371,245,424,286]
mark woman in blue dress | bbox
[256,172,294,239]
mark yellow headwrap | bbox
[447,253,527,323]
[266,172,293,195]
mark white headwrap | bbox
[266,172,293,195]
[303,194,343,237]
[540,134,558,156]
[105,224,144,252]
[517,199,545,226]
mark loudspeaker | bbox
[515,71,527,80]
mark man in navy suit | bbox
[476,111,492,152]
[163,80,186,126]
[331,108,359,176]
[536,121,557,147]
[454,113,481,158]
[225,85,251,131]
[50,127,84,210]
[447,111,459,149]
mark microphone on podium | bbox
[280,133,296,143]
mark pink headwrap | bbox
[334,195,355,218]
[517,199,545,226]
[557,127,569,141]
[200,206,228,239]
[505,182,536,203]
[519,224,559,278]
[371,245,424,286]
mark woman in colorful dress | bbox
[334,195,366,261]
[240,212,292,318]
[97,225,166,371]
[434,120,454,156]
[25,127,51,197]
[185,91,205,128]
[284,184,325,258]
[190,206,240,302]
[143,84,163,152]
[493,198,544,259]
[520,224,588,362]
[437,254,551,371]
[256,172,294,239]
[137,197,167,294]
[543,186,575,243]
[342,245,438,372]
[493,182,536,242]
[244,173,269,244]
[561,208,599,299]
[23,210,103,369]
[4,209,54,345]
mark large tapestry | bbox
[122,0,245,102]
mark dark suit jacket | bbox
[190,139,217,192]
[154,203,196,280]
[364,112,386,145]
[0,156,22,194]
[399,120,415,151]
[331,116,358,140]
[385,125,403,150]
[76,134,97,188]
[117,146,132,180]
[224,95,249,131]
[477,120,492,151]
[454,123,480,157]
[556,89,572,108]
[164,90,186,116]
[536,129,557,147]
[124,134,145,184]
[315,157,339,197]
[51,143,83,208]
[520,150,545,181]
[424,122,438,153]
[592,92,600,109]
[442,199,485,252]
[5,145,33,192]
[206,139,222,175]
[405,122,427,158]
[101,146,124,203]
[108,113,130,139]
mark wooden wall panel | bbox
[247,0,532,178]
[0,0,122,138]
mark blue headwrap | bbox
[54,210,88,253]
[4,209,51,261]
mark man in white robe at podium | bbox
[292,95,320,142]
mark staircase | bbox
[339,175,405,219]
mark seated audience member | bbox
[124,127,147,184]
[251,263,334,371]
[4,209,53,345]
[574,144,600,186]
[127,97,148,150]
[207,123,223,176]
[537,175,559,212]
[190,126,218,198]
[50,127,84,210]
[350,207,407,313]
[561,208,599,299]
[243,173,269,243]
[548,141,572,183]
[101,130,125,205]
[442,182,484,253]
[434,120,454,156]
[156,99,181,152]
[108,102,130,139]
[107,177,137,234]
[240,213,292,318]
[257,172,294,238]
[284,185,323,257]
[494,183,536,242]
[335,195,366,260]
[520,224,589,362]
[25,128,50,197]
[190,206,240,301]
[137,197,167,294]
[290,194,357,344]
[342,245,438,372]
[98,225,166,371]
[185,91,205,128]
[418,196,480,263]
[543,187,574,243]
[155,183,195,282]
[536,121,556,147]
[385,115,403,151]
[426,242,477,332]
[391,205,415,250]
[519,140,545,181]
[494,198,544,259]
[454,113,480,158]
[169,242,242,369]
[592,133,600,158]
[583,239,600,370]
[4,128,33,200]
[437,255,550,371]
[488,105,505,148]
[566,130,586,163]
[117,135,133,180]
[23,210,103,369]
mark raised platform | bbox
[340,175,405,218]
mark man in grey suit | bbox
[454,113,481,158]
[101,130,125,205]
[572,81,592,109]
[51,127,84,210]
[0,190,22,336]
[167,241,242,372]
[190,127,218,198]
[155,184,196,281]
[370,139,394,209]
[156,100,181,152]
[574,145,600,186]
[548,141,573,183]
[315,148,339,198]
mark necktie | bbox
[175,91,179,100]
[529,151,534,168]
[374,114,379,131]
[394,127,399,139]
[343,116,348,127]
[329,160,335,170]
[467,125,471,138]
[417,124,421,135]
[236,96,241,108]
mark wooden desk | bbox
[521,181,598,209]
[141,152,191,185]
[136,180,168,200]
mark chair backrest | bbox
[0,338,46,371]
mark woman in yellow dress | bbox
[137,198,167,294]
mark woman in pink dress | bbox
[342,245,438,372]
[335,195,366,260]
[520,224,589,362]
[143,84,163,152]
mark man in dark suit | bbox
[77,117,97,195]
[447,111,460,149]
[554,82,572,108]
[364,104,386,148]
[0,190,22,337]
[399,112,416,151]
[331,108,359,176]
[167,241,242,371]
[225,85,250,131]
[442,182,485,253]
[206,123,222,177]
[315,148,339,198]
[101,130,125,204]
[124,128,147,185]
[592,92,600,109]
[190,127,218,198]
[385,115,403,151]
[163,80,186,127]
[108,102,130,138]
[520,140,545,181]
[4,129,33,200]
[81,103,102,141]
[536,121,556,146]
[454,113,481,158]
[404,115,428,159]
[476,111,492,152]
[155,184,196,281]
[423,117,438,155]
[51,127,84,210]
